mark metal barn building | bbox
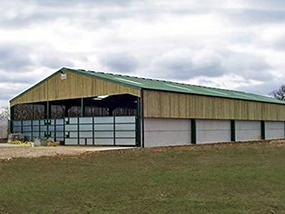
[10,67,285,147]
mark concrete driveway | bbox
[0,143,22,147]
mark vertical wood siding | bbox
[11,71,140,106]
[143,90,285,121]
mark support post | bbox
[64,105,71,117]
[141,90,145,148]
[92,116,95,146]
[10,106,15,133]
[113,116,116,146]
[81,98,85,117]
[191,119,197,144]
[63,118,65,145]
[39,119,41,138]
[261,121,266,140]
[231,120,236,142]
[77,117,80,145]
[136,97,141,147]
[54,119,56,142]
[45,101,51,139]
[31,120,33,141]
[45,101,50,119]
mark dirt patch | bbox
[0,139,284,161]
[0,146,134,161]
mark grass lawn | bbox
[0,142,285,214]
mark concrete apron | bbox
[75,147,135,152]
[0,143,135,151]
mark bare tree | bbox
[271,85,285,101]
[0,106,9,121]
[0,106,9,139]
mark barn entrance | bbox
[11,94,141,147]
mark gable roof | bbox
[10,67,285,105]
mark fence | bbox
[12,116,139,146]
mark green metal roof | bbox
[66,68,285,105]
[10,67,285,105]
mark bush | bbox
[9,141,33,147]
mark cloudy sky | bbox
[1,0,285,106]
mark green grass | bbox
[0,142,285,214]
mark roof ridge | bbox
[84,69,256,95]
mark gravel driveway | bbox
[0,144,135,160]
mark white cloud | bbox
[0,0,284,106]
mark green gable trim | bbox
[9,67,141,104]
[10,68,63,103]
[10,67,285,106]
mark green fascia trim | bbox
[10,67,285,106]
[10,68,64,103]
[9,67,141,104]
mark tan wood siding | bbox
[143,90,285,121]
[11,71,140,106]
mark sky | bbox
[1,0,285,107]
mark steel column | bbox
[261,121,266,140]
[81,98,85,117]
[191,119,197,144]
[141,90,145,148]
[136,97,141,147]
[10,106,14,133]
[113,116,116,146]
[231,120,236,142]
[77,117,80,145]
[45,101,50,119]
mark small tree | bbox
[271,85,285,101]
